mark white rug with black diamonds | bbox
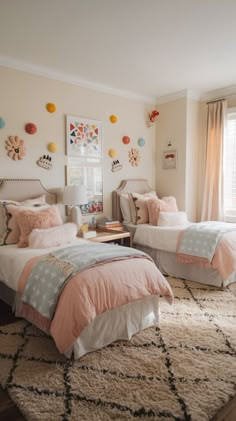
[0,277,236,421]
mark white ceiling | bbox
[1,0,236,102]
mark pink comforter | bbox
[177,230,236,282]
[18,255,173,354]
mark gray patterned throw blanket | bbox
[21,242,149,321]
[176,221,236,264]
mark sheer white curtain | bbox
[201,99,226,221]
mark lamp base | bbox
[71,206,83,229]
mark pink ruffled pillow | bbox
[147,196,178,225]
[16,205,63,248]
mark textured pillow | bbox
[147,196,178,225]
[16,205,63,248]
[129,191,158,224]
[158,211,188,226]
[0,196,47,246]
[28,223,77,249]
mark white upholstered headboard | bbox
[112,179,153,221]
[0,179,57,204]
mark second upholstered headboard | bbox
[112,179,153,221]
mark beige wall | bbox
[0,66,156,220]
[156,97,205,222]
[156,98,187,211]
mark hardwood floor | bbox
[0,298,235,421]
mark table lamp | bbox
[63,185,88,228]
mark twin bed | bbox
[112,179,236,288]
[0,178,173,360]
[1,177,235,360]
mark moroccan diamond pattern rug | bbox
[0,277,236,421]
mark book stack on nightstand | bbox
[97,220,122,231]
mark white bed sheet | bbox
[133,223,192,252]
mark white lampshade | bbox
[63,185,88,206]
[63,185,88,229]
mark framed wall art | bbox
[162,149,177,169]
[66,115,102,158]
[66,163,103,215]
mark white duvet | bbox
[133,223,192,252]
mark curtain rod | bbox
[206,93,236,104]
[206,98,225,104]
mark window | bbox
[223,108,236,222]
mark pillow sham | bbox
[0,195,48,246]
[16,205,63,248]
[28,223,78,249]
[129,191,158,224]
[147,196,178,225]
[120,193,137,223]
[158,211,188,226]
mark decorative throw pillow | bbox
[147,196,178,225]
[28,223,78,249]
[0,195,47,246]
[16,205,63,248]
[158,211,188,226]
[129,191,158,225]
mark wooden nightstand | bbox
[89,230,132,247]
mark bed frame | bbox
[0,178,57,306]
[112,179,234,288]
[112,179,153,221]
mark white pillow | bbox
[120,193,132,223]
[28,223,77,249]
[158,211,189,226]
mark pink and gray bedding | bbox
[177,221,236,264]
[134,221,236,285]
[177,222,236,282]
[16,242,173,355]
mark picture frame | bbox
[66,115,102,158]
[66,163,103,215]
[162,149,177,169]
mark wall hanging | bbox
[128,148,140,166]
[25,122,37,134]
[138,137,145,147]
[109,114,117,123]
[112,160,122,172]
[146,109,159,128]
[108,148,117,158]
[66,115,102,158]
[37,155,53,170]
[0,117,6,129]
[162,149,177,169]
[122,135,130,145]
[46,103,56,113]
[5,136,26,160]
[47,142,58,153]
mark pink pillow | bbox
[0,196,47,246]
[28,223,77,249]
[16,205,63,248]
[147,196,178,225]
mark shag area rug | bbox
[0,277,236,421]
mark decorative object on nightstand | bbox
[63,185,88,229]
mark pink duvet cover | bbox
[17,254,173,354]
